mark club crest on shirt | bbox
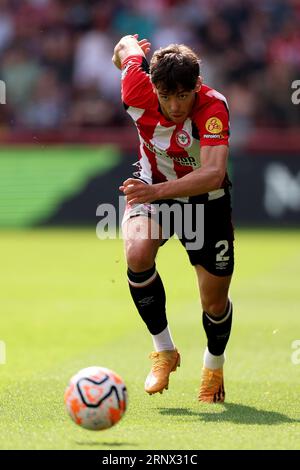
[175,130,192,148]
[205,117,223,134]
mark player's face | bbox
[154,80,201,123]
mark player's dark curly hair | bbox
[150,44,200,93]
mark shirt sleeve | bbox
[195,100,230,147]
[121,55,155,109]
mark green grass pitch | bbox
[0,228,299,450]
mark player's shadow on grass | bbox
[75,441,138,447]
[159,403,299,425]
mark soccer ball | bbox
[64,366,127,431]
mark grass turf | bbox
[0,228,299,449]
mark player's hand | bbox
[112,46,122,69]
[112,34,151,69]
[119,178,158,205]
[135,34,151,55]
[128,34,151,55]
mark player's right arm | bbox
[112,35,154,109]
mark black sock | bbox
[202,300,233,356]
[127,265,167,335]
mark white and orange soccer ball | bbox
[64,366,127,430]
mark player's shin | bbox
[127,265,169,339]
[198,300,232,403]
[202,299,233,369]
[127,265,180,395]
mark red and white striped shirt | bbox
[121,55,230,200]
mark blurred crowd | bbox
[0,0,299,140]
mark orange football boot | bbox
[198,367,225,403]
[144,349,181,395]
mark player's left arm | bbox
[120,145,228,203]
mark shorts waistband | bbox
[189,188,227,204]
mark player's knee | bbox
[126,244,155,272]
[202,298,228,318]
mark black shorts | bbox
[123,193,234,277]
